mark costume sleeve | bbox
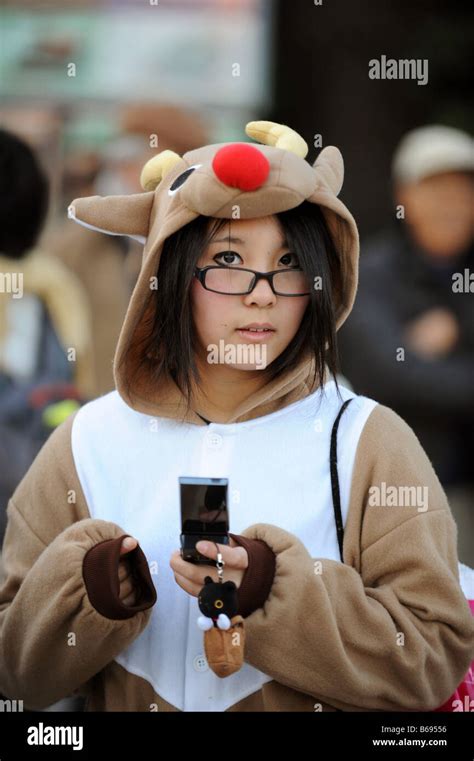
[237,404,474,711]
[82,535,156,620]
[228,533,276,618]
[0,412,156,710]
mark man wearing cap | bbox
[338,125,474,562]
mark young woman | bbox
[0,121,472,713]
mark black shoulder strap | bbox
[330,398,354,563]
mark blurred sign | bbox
[0,2,272,109]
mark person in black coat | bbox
[338,125,474,490]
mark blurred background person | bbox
[41,132,145,397]
[41,103,210,394]
[0,128,95,545]
[338,125,474,564]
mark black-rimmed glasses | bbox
[193,265,312,296]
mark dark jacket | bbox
[338,225,474,486]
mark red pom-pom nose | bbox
[212,143,270,191]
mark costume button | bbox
[193,654,209,673]
[205,432,223,449]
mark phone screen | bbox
[180,477,229,535]
[179,477,229,563]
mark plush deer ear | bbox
[313,146,344,196]
[67,191,155,243]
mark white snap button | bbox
[193,654,209,672]
[206,433,223,449]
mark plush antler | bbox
[140,149,183,191]
[245,120,308,159]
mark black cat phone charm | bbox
[197,543,245,678]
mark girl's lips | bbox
[236,329,275,341]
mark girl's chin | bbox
[228,363,268,372]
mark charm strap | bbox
[214,542,224,583]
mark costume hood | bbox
[68,120,359,424]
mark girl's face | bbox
[190,215,310,371]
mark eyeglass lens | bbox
[205,267,311,295]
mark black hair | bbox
[0,128,49,258]
[124,200,345,414]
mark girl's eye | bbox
[213,251,300,267]
[213,251,241,266]
[279,252,299,267]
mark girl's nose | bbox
[212,144,270,192]
[244,277,276,306]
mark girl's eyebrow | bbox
[210,235,289,248]
[211,235,245,244]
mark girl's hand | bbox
[169,537,248,597]
[118,536,139,606]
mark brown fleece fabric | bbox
[1,405,473,711]
[82,535,157,620]
[228,533,276,618]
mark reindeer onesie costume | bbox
[1,121,473,712]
